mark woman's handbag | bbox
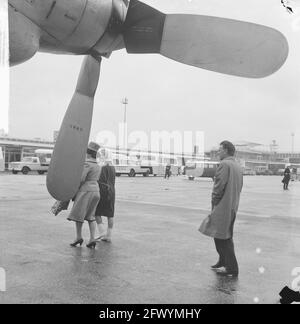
[51,200,70,216]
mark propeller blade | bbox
[47,55,101,201]
[160,15,288,78]
[123,0,288,78]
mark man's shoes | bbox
[216,268,238,278]
[211,261,225,269]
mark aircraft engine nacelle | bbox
[8,0,128,59]
[9,5,40,66]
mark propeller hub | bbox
[90,0,128,57]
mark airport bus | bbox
[136,152,181,176]
[184,160,219,180]
[109,149,182,177]
[112,154,151,177]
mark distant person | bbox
[282,166,291,190]
[199,141,243,278]
[67,142,101,249]
[95,149,116,243]
[165,164,171,179]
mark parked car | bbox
[9,157,49,175]
[256,169,273,176]
[275,169,285,176]
[243,168,256,175]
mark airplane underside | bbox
[8,0,127,66]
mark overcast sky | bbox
[8,0,300,152]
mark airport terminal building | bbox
[0,136,299,174]
[208,141,300,174]
[0,136,54,171]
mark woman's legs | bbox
[75,221,83,240]
[95,216,106,238]
[102,217,114,242]
[107,217,114,235]
[88,221,96,243]
[70,221,84,246]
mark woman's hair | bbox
[87,148,97,159]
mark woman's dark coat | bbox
[95,164,116,217]
[282,168,291,184]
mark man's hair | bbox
[87,148,97,159]
[220,140,236,156]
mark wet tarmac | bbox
[0,173,300,304]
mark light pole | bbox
[122,97,128,149]
[122,97,128,124]
[291,132,295,154]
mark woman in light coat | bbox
[68,142,101,248]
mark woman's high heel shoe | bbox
[70,238,83,247]
[86,241,96,249]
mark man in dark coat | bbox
[165,164,171,179]
[282,166,291,190]
[199,141,243,277]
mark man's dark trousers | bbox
[214,238,239,274]
[284,180,290,190]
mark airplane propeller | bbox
[122,0,289,78]
[46,0,289,201]
[47,56,102,201]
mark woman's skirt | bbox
[67,191,100,223]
